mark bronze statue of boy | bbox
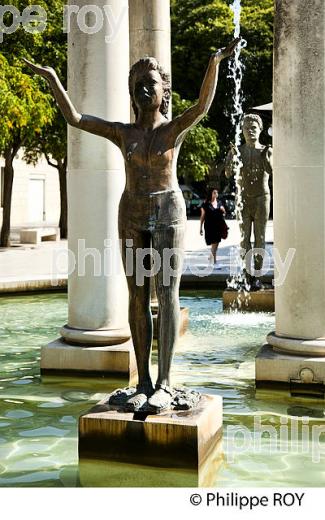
[24,38,239,413]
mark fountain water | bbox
[226,0,251,300]
[228,0,246,148]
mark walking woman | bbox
[200,188,226,265]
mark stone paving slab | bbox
[0,219,274,293]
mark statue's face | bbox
[133,69,164,113]
[242,120,261,144]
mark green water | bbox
[0,292,324,487]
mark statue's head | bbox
[129,57,171,119]
[241,114,263,144]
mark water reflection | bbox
[79,439,224,488]
[0,292,324,486]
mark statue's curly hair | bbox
[241,113,263,130]
[128,57,171,119]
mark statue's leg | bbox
[147,222,185,411]
[120,227,154,409]
[239,204,253,276]
[253,195,270,272]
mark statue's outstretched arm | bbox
[23,59,122,147]
[171,38,240,144]
[224,142,240,178]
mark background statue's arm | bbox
[224,144,240,179]
[23,60,122,147]
[171,39,240,144]
[263,145,273,174]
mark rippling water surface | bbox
[0,292,324,487]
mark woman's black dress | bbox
[201,201,224,245]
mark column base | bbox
[223,289,274,312]
[151,305,189,339]
[41,338,137,382]
[267,331,325,356]
[78,394,222,487]
[255,344,325,396]
[60,324,131,346]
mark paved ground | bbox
[0,218,274,291]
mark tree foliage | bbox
[0,53,54,245]
[171,0,274,158]
[1,1,68,241]
[172,92,218,183]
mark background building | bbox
[0,152,60,231]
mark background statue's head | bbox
[241,113,263,144]
[129,57,171,119]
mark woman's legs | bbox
[211,242,219,264]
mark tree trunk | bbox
[0,146,18,247]
[58,157,67,239]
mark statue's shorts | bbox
[119,189,187,232]
[118,190,187,283]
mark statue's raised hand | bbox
[214,37,242,62]
[22,58,56,82]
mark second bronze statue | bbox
[24,37,240,413]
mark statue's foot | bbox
[125,384,154,412]
[147,384,174,413]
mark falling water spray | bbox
[228,0,247,147]
[227,0,250,296]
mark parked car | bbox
[180,185,204,216]
[219,193,236,219]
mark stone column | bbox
[129,0,171,120]
[42,0,135,377]
[256,0,325,388]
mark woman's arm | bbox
[171,38,240,144]
[200,208,205,236]
[23,59,123,147]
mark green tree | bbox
[1,1,68,239]
[0,54,54,246]
[172,92,218,183]
[24,114,67,238]
[171,0,274,157]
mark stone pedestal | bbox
[256,344,325,397]
[256,0,325,388]
[223,289,274,312]
[78,394,222,486]
[41,338,136,382]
